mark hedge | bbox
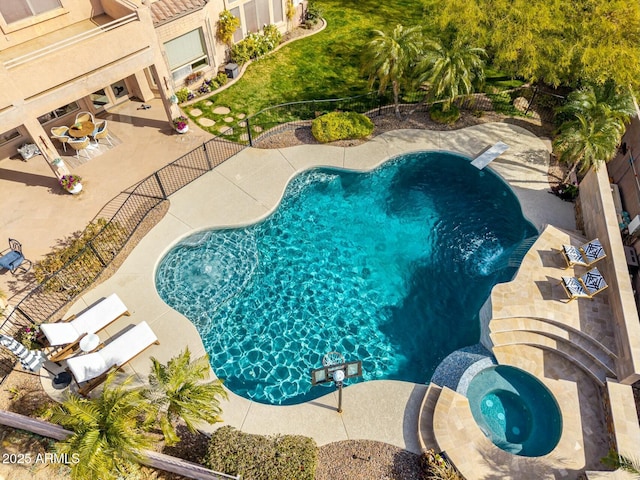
[205,426,317,480]
[311,111,374,143]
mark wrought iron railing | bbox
[0,86,561,381]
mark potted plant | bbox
[59,174,83,194]
[19,323,42,349]
[173,116,189,134]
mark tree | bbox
[558,81,635,127]
[424,0,640,89]
[419,36,486,111]
[144,348,228,445]
[362,24,423,118]
[50,374,153,480]
[553,113,625,184]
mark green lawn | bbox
[187,0,523,139]
[187,0,424,136]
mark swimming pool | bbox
[466,365,562,456]
[156,151,537,405]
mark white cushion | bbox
[40,293,128,346]
[40,322,80,346]
[66,321,157,384]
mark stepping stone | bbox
[190,108,203,117]
[238,121,247,127]
[198,118,216,127]
[223,116,234,123]
[204,101,213,106]
[240,133,250,142]
[219,126,233,134]
[213,106,231,115]
[237,113,246,119]
[253,126,263,132]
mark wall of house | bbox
[0,0,104,50]
[579,165,640,385]
[154,3,224,83]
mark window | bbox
[243,0,272,34]
[272,0,283,23]
[37,101,79,125]
[0,128,21,146]
[0,0,61,24]
[164,29,208,82]
[230,7,243,43]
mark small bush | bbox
[420,449,462,480]
[311,111,374,143]
[205,426,317,480]
[216,72,229,86]
[34,218,127,295]
[230,25,282,65]
[175,88,191,103]
[305,0,323,25]
[429,103,460,124]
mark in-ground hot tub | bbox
[466,365,562,456]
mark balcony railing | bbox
[3,12,139,70]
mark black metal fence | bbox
[0,86,562,381]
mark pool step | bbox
[490,330,611,386]
[488,316,617,380]
[417,383,442,452]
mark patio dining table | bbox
[68,121,95,138]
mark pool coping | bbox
[41,122,577,454]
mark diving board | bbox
[471,142,509,169]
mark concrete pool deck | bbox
[42,123,580,461]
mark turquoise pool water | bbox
[466,365,562,456]
[156,151,537,405]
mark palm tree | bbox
[553,113,625,184]
[558,80,635,126]
[144,348,228,445]
[419,36,486,111]
[362,24,423,118]
[50,373,153,480]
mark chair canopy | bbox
[0,334,47,372]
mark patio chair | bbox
[561,238,606,268]
[67,136,90,159]
[40,293,130,362]
[91,120,113,146]
[51,126,71,152]
[560,267,608,302]
[75,111,95,124]
[65,321,159,396]
[0,238,32,275]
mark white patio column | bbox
[21,118,70,179]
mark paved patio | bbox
[0,97,212,298]
[31,121,581,458]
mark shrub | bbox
[311,111,374,143]
[216,10,240,46]
[230,25,282,65]
[205,426,317,480]
[305,0,323,25]
[419,449,463,480]
[429,103,460,124]
[216,72,229,86]
[34,218,127,295]
[263,24,282,48]
[175,88,191,103]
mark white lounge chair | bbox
[66,321,159,396]
[40,293,130,362]
[561,238,606,268]
[560,267,608,302]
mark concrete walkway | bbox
[41,122,576,453]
